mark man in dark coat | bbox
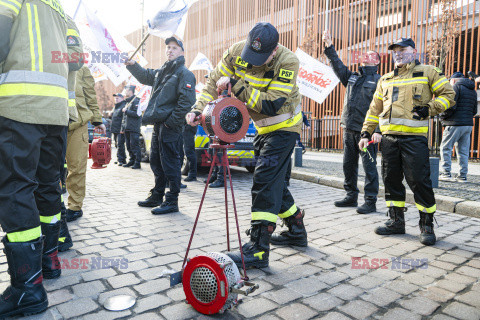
[126,37,196,214]
[323,30,382,214]
[439,72,478,182]
[111,93,127,164]
[121,85,142,169]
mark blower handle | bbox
[217,83,232,97]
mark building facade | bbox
[98,0,480,158]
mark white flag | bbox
[295,48,340,105]
[189,52,213,72]
[147,0,198,39]
[74,2,148,86]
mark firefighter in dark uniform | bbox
[121,85,142,169]
[186,23,307,269]
[360,38,456,246]
[0,0,73,316]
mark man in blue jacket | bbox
[323,30,382,214]
[439,72,478,182]
[126,37,196,214]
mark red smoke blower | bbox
[169,85,258,315]
[90,137,111,169]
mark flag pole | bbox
[129,33,150,60]
[73,0,82,19]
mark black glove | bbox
[360,131,371,140]
[412,106,429,120]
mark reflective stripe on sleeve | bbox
[0,0,21,14]
[268,81,293,93]
[219,62,233,77]
[435,96,450,110]
[247,89,260,109]
[431,77,449,92]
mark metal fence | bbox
[112,0,480,158]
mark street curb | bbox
[291,170,480,218]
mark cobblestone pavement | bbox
[1,160,479,320]
[296,151,480,202]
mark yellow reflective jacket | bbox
[0,0,70,126]
[192,41,302,135]
[69,66,102,131]
[362,60,455,137]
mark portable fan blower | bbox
[90,136,111,169]
[169,85,258,315]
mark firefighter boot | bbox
[123,160,135,168]
[138,189,163,207]
[374,207,406,235]
[41,222,62,279]
[151,200,179,215]
[58,204,73,252]
[204,169,218,184]
[0,237,48,318]
[209,178,224,188]
[334,196,358,207]
[227,222,275,269]
[419,212,436,246]
[270,209,308,247]
[65,209,83,222]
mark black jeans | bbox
[117,133,126,163]
[382,135,436,211]
[150,124,183,202]
[125,131,141,164]
[343,129,379,202]
[251,131,298,224]
[0,116,65,234]
[182,125,197,178]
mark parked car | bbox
[139,120,257,173]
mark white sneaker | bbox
[439,173,453,181]
[455,175,467,183]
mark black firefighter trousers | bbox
[381,135,436,213]
[251,131,299,225]
[0,116,64,240]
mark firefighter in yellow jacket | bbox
[186,23,307,269]
[359,38,455,246]
[0,0,72,317]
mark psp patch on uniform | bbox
[236,56,249,68]
[67,35,79,47]
[279,69,294,80]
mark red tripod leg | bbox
[225,159,248,279]
[222,150,230,251]
[181,150,218,269]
